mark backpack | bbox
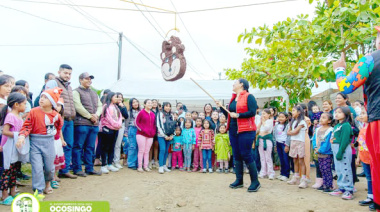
[159,112,176,136]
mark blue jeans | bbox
[127,126,138,168]
[362,162,373,196]
[158,137,170,167]
[202,149,212,169]
[229,130,256,164]
[72,125,99,173]
[276,142,290,178]
[123,136,129,155]
[59,120,74,174]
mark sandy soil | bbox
[2,166,370,212]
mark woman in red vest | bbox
[217,79,260,192]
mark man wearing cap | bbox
[333,26,380,211]
[72,72,103,177]
[56,64,77,179]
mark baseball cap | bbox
[79,72,94,80]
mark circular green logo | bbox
[12,193,40,212]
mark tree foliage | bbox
[226,0,380,105]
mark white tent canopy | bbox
[108,78,290,111]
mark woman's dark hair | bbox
[0,93,26,125]
[152,99,158,109]
[277,112,289,131]
[202,119,211,129]
[0,75,14,87]
[262,108,271,115]
[307,101,317,112]
[298,103,308,113]
[184,118,193,128]
[355,100,364,106]
[116,92,124,103]
[335,106,353,125]
[218,124,227,133]
[102,92,119,117]
[337,92,351,106]
[162,102,172,115]
[321,112,333,126]
[204,103,213,116]
[11,86,28,95]
[45,73,54,80]
[191,111,199,115]
[143,99,151,106]
[291,105,305,129]
[15,80,28,87]
[238,78,250,91]
[129,98,140,116]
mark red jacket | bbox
[135,109,156,138]
[227,90,257,133]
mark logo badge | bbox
[12,193,40,212]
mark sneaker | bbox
[323,188,334,193]
[144,167,151,172]
[114,163,123,169]
[258,174,266,179]
[216,168,223,173]
[192,168,198,172]
[158,167,164,174]
[329,189,343,196]
[276,175,283,180]
[148,160,153,169]
[202,169,207,173]
[163,166,171,172]
[369,203,376,211]
[137,168,144,172]
[341,191,354,200]
[154,161,159,168]
[100,166,109,174]
[298,179,308,189]
[287,176,300,185]
[107,165,119,172]
[359,198,373,206]
[317,186,325,191]
[269,175,275,180]
[208,168,213,173]
[179,168,185,171]
[279,176,289,181]
[224,169,229,174]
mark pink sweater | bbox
[100,104,122,130]
[194,127,202,147]
[135,109,156,138]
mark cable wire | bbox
[139,0,166,36]
[0,4,117,34]
[0,42,115,46]
[170,0,218,76]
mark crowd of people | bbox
[0,62,377,211]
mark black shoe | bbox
[86,170,102,176]
[355,178,360,183]
[359,199,374,206]
[247,162,260,192]
[74,171,87,177]
[317,186,324,191]
[323,188,333,193]
[333,175,337,180]
[129,167,137,170]
[357,172,366,177]
[230,161,244,189]
[369,203,375,211]
[248,183,261,192]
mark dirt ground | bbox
[2,166,370,212]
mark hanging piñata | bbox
[160,36,186,81]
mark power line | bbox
[130,0,165,39]
[57,0,117,43]
[179,0,300,14]
[170,0,218,76]
[0,4,118,34]
[4,0,171,13]
[139,0,166,36]
[5,0,300,14]
[0,42,115,46]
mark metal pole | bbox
[117,32,123,80]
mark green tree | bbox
[226,0,380,105]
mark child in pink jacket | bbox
[99,92,122,174]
